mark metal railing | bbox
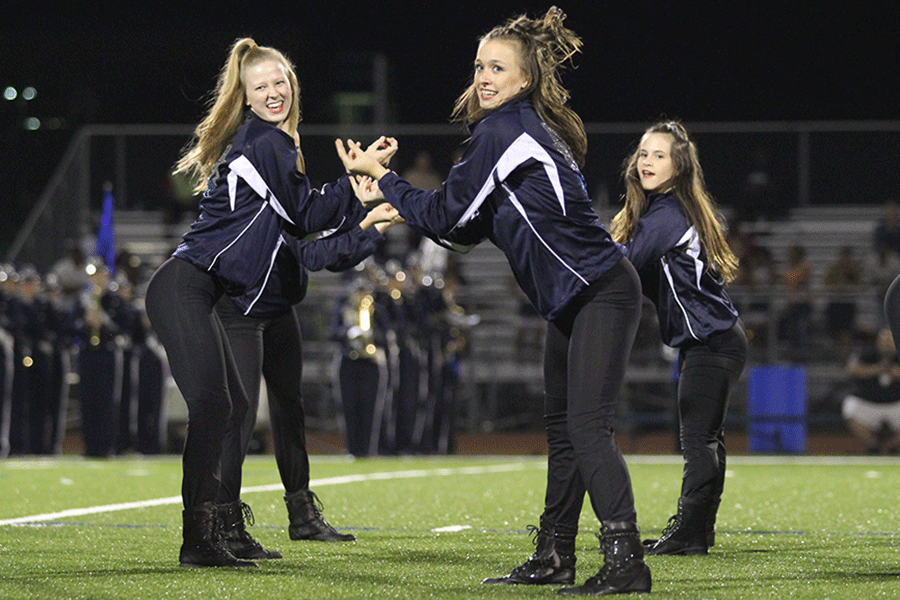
[8,120,900,271]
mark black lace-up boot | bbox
[558,521,651,596]
[645,497,710,556]
[285,490,356,542]
[179,502,258,568]
[218,500,282,559]
[482,515,576,585]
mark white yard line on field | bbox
[5,454,899,527]
[0,461,541,526]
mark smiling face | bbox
[474,38,530,111]
[243,59,292,129]
[637,132,676,193]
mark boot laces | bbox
[658,513,680,539]
[240,502,256,526]
[306,491,340,532]
[528,521,555,545]
[522,523,558,569]
[308,491,327,518]
[209,507,229,549]
[230,503,267,552]
[526,524,542,546]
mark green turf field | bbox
[2,454,900,599]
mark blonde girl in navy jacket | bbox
[144,37,395,568]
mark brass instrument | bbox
[87,284,104,347]
[344,289,377,359]
[84,258,108,347]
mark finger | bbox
[334,139,347,159]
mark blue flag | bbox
[94,185,116,274]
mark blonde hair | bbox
[174,38,304,193]
[610,121,739,282]
[452,6,587,167]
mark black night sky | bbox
[5,3,899,125]
[1,2,899,247]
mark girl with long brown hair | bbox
[336,7,651,596]
[611,121,747,555]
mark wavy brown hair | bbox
[174,37,305,193]
[610,121,738,282]
[452,6,587,167]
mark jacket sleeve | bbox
[377,126,502,250]
[624,201,691,270]
[288,227,383,272]
[246,132,366,237]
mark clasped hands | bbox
[342,136,402,228]
[338,137,394,208]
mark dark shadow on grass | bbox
[256,545,504,590]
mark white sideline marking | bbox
[0,462,539,526]
[432,525,472,532]
[6,455,899,527]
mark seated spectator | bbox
[873,199,900,256]
[732,243,778,351]
[777,244,812,358]
[822,245,864,346]
[860,239,900,335]
[401,150,443,191]
[842,328,900,454]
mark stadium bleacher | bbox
[103,203,889,443]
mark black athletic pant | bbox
[145,257,249,509]
[136,342,166,455]
[338,355,383,457]
[542,258,642,528]
[676,321,747,502]
[215,298,311,501]
[542,314,746,537]
[78,344,122,457]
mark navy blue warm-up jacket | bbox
[623,191,738,347]
[378,99,624,322]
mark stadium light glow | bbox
[3,86,16,101]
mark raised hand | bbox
[335,139,389,180]
[350,175,386,209]
[365,136,398,167]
